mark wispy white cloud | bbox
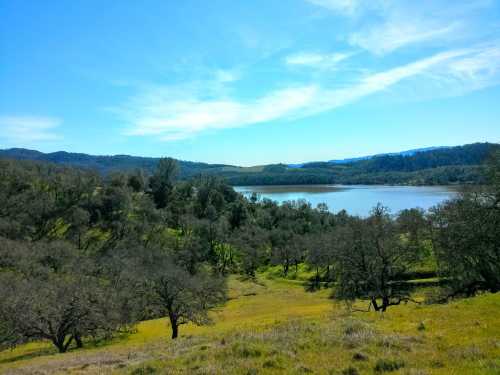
[349,20,460,55]
[380,44,500,102]
[123,85,319,141]
[120,44,500,141]
[307,0,494,55]
[447,44,500,83]
[0,116,62,145]
[285,52,353,69]
[309,49,473,112]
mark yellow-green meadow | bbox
[1,274,498,374]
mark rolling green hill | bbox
[0,148,233,180]
[1,142,498,185]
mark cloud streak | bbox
[120,44,500,141]
[0,116,62,145]
[124,85,319,140]
[285,52,353,69]
[348,21,459,55]
[307,0,492,55]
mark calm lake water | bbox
[234,185,459,217]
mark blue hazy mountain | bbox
[288,146,450,168]
[329,146,450,164]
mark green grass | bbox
[1,275,499,374]
[261,263,320,282]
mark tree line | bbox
[0,151,499,352]
[211,142,499,185]
[2,142,498,186]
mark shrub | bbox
[263,359,280,369]
[374,358,405,372]
[352,352,369,361]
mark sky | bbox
[1,0,500,166]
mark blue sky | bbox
[1,0,500,166]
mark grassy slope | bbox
[0,276,499,375]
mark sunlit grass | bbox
[125,275,332,347]
[1,275,499,374]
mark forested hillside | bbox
[0,151,499,373]
[0,148,230,179]
[222,143,499,185]
[1,142,498,186]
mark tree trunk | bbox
[169,312,179,339]
[55,342,66,353]
[283,260,289,276]
[75,333,83,348]
[53,335,73,353]
[381,296,389,312]
[171,323,179,339]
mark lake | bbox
[234,185,459,217]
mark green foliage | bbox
[429,151,500,297]
[1,276,499,374]
[334,205,428,311]
[223,143,499,185]
[2,142,498,186]
[149,157,179,208]
[139,248,227,339]
[0,145,498,358]
[0,243,126,353]
[374,358,405,372]
[0,158,228,351]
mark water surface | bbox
[234,185,459,217]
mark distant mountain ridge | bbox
[288,146,450,168]
[1,142,498,186]
[327,146,450,164]
[0,148,233,179]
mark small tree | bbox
[306,232,335,286]
[430,195,500,296]
[145,252,226,339]
[149,158,179,209]
[228,199,248,230]
[0,239,133,352]
[0,272,118,353]
[269,229,302,276]
[334,205,420,312]
[67,207,90,249]
[430,151,500,297]
[229,225,268,278]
